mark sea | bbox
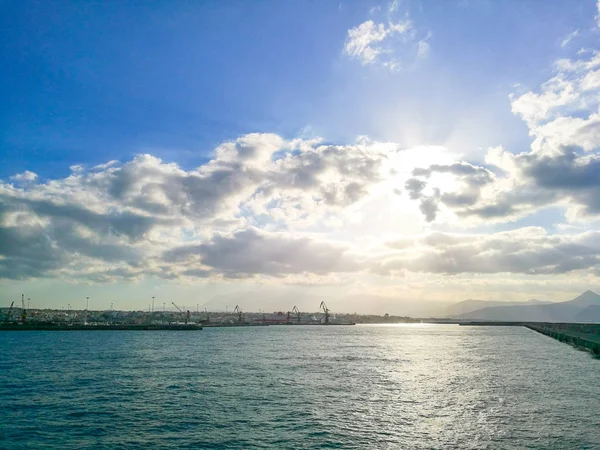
[1,324,599,449]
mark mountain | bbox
[445,298,550,317]
[573,305,600,323]
[455,290,600,322]
[567,290,600,307]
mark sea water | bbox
[1,324,599,449]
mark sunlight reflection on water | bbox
[1,325,599,449]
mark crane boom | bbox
[319,301,330,324]
[5,301,14,322]
[291,305,301,323]
[232,305,244,324]
[171,302,190,323]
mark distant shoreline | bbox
[0,323,203,331]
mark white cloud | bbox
[344,19,411,67]
[510,52,600,130]
[69,164,85,173]
[3,130,600,284]
[532,114,600,152]
[10,171,38,182]
[560,29,579,48]
[343,1,430,70]
[377,227,600,276]
[5,42,600,287]
[416,33,431,60]
[164,228,365,279]
[403,51,600,225]
[0,135,395,282]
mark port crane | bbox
[171,302,190,324]
[4,301,14,322]
[232,305,244,324]
[287,305,301,323]
[319,301,330,324]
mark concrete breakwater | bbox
[525,323,600,356]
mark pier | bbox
[456,321,600,356]
[459,321,600,356]
[524,323,600,356]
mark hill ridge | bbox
[452,290,600,323]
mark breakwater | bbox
[459,321,600,356]
[525,323,600,356]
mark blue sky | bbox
[2,1,600,313]
[2,0,594,176]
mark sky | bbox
[2,0,600,314]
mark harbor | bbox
[0,296,357,330]
[0,322,203,331]
[2,295,599,358]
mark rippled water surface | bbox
[1,325,599,449]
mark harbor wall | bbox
[525,323,600,356]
